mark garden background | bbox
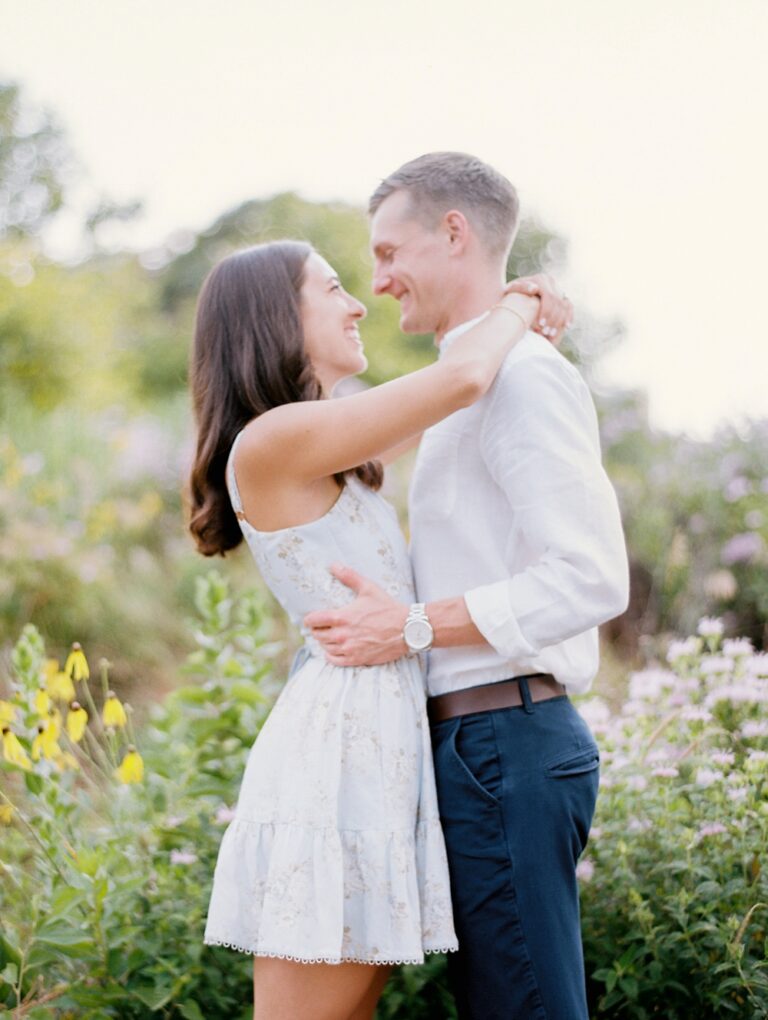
[1,40,767,1020]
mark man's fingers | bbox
[318,634,346,650]
[303,610,340,629]
[329,563,367,594]
[326,650,357,667]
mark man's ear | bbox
[443,209,469,254]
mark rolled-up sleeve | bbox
[463,350,629,659]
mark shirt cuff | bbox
[463,582,538,661]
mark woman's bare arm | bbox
[239,293,537,484]
[376,432,423,466]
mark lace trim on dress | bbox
[202,937,458,964]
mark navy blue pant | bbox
[430,686,599,1020]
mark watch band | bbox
[403,602,434,654]
[410,603,428,622]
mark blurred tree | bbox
[0,252,153,412]
[136,191,598,398]
[0,80,71,238]
[84,194,144,240]
[599,392,768,651]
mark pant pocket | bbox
[543,743,600,778]
[450,715,503,805]
[544,745,600,858]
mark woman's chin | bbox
[344,354,368,378]
[329,359,368,395]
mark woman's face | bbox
[300,253,367,393]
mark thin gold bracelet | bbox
[490,303,529,332]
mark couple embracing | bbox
[188,152,629,1020]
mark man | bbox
[305,152,629,1019]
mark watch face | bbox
[405,619,433,651]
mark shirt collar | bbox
[437,312,489,359]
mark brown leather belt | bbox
[427,673,566,725]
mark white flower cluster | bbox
[576,621,766,883]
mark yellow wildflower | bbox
[42,659,59,681]
[47,706,62,739]
[0,804,13,824]
[54,750,80,772]
[47,669,75,703]
[32,722,61,761]
[117,746,144,784]
[66,702,88,743]
[49,749,78,772]
[102,692,127,728]
[65,643,89,682]
[0,700,17,726]
[2,728,31,770]
[34,686,51,716]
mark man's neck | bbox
[434,275,506,346]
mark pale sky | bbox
[4,0,767,436]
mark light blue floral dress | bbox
[203,431,457,964]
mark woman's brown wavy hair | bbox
[188,240,382,557]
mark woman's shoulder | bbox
[235,406,304,469]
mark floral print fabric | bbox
[203,433,457,963]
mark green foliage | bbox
[0,574,276,1018]
[3,587,766,1018]
[0,247,155,412]
[0,403,215,688]
[578,625,768,1017]
[600,393,768,651]
[376,954,455,1019]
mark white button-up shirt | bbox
[409,317,629,697]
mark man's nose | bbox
[372,269,391,296]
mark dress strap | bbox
[226,430,246,518]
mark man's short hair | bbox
[368,152,520,260]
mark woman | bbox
[188,240,565,1020]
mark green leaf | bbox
[179,1001,206,1020]
[230,683,266,705]
[133,982,173,1010]
[23,771,43,795]
[34,920,93,951]
[619,975,639,999]
[0,963,17,985]
[46,886,83,922]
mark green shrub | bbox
[579,620,768,1018]
[0,573,276,1018]
[3,583,766,1018]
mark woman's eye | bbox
[330,283,341,292]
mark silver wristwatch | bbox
[403,603,434,654]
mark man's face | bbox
[369,190,451,335]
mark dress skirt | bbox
[203,652,458,964]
